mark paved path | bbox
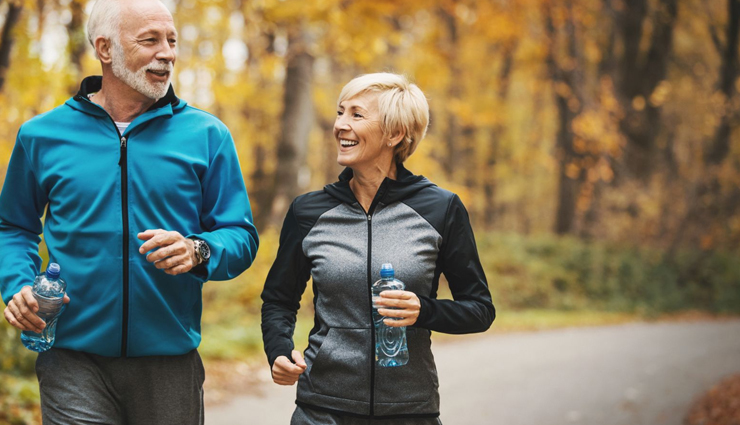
[205,320,740,425]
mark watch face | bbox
[199,241,210,260]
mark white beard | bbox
[110,39,172,100]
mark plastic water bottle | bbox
[371,263,409,367]
[21,263,66,353]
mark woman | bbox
[261,72,495,424]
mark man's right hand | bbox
[272,350,307,386]
[3,286,70,333]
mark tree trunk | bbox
[0,1,23,93]
[706,0,740,165]
[269,26,314,226]
[66,0,86,93]
[483,43,516,229]
[613,0,678,180]
[668,0,740,253]
[546,0,585,235]
[439,5,461,181]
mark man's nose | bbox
[156,41,176,62]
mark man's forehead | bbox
[121,1,176,34]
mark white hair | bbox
[338,73,430,163]
[86,0,123,59]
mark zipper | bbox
[78,94,131,357]
[363,183,386,418]
[366,212,375,417]
[119,135,129,357]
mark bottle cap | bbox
[46,263,61,279]
[380,263,394,278]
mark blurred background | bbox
[1,0,739,423]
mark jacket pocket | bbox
[373,327,439,404]
[307,327,371,403]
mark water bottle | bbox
[21,263,66,353]
[371,263,409,367]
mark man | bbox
[0,0,258,423]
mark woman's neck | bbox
[350,161,398,213]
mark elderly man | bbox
[0,0,258,423]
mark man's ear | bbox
[95,36,113,64]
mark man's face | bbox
[111,1,177,100]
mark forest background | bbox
[1,0,740,423]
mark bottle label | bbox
[35,294,63,318]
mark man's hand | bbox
[3,286,70,332]
[376,290,421,327]
[138,229,197,275]
[272,350,307,386]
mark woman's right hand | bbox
[272,350,307,385]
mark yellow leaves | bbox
[649,80,672,108]
[566,162,580,179]
[632,95,646,111]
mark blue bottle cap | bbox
[46,263,61,280]
[380,263,394,278]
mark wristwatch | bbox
[191,238,211,265]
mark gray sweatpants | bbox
[36,348,205,425]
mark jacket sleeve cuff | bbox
[268,348,294,368]
[413,294,434,328]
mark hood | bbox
[324,162,436,208]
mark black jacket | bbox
[261,164,495,419]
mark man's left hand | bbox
[137,229,197,275]
[376,290,421,327]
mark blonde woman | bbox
[261,73,495,424]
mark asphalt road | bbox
[205,319,740,425]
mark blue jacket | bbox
[0,76,259,357]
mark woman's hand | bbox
[376,290,421,327]
[272,350,307,386]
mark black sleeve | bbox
[414,194,495,334]
[261,200,312,367]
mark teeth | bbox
[340,139,358,147]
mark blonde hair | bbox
[338,73,430,163]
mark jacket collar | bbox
[66,76,181,120]
[324,162,435,208]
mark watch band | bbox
[191,238,210,265]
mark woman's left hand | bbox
[376,290,421,327]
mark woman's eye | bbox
[336,110,343,116]
[354,113,364,118]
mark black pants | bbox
[291,405,443,425]
[36,348,205,425]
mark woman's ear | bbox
[388,130,406,147]
[96,37,113,64]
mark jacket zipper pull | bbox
[118,137,127,166]
[368,215,372,221]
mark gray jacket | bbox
[261,164,495,420]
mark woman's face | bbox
[334,92,390,170]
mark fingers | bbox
[377,290,420,327]
[63,294,71,304]
[137,228,166,242]
[138,229,178,254]
[6,287,45,332]
[291,350,307,369]
[272,354,306,386]
[20,286,39,313]
[138,230,195,275]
